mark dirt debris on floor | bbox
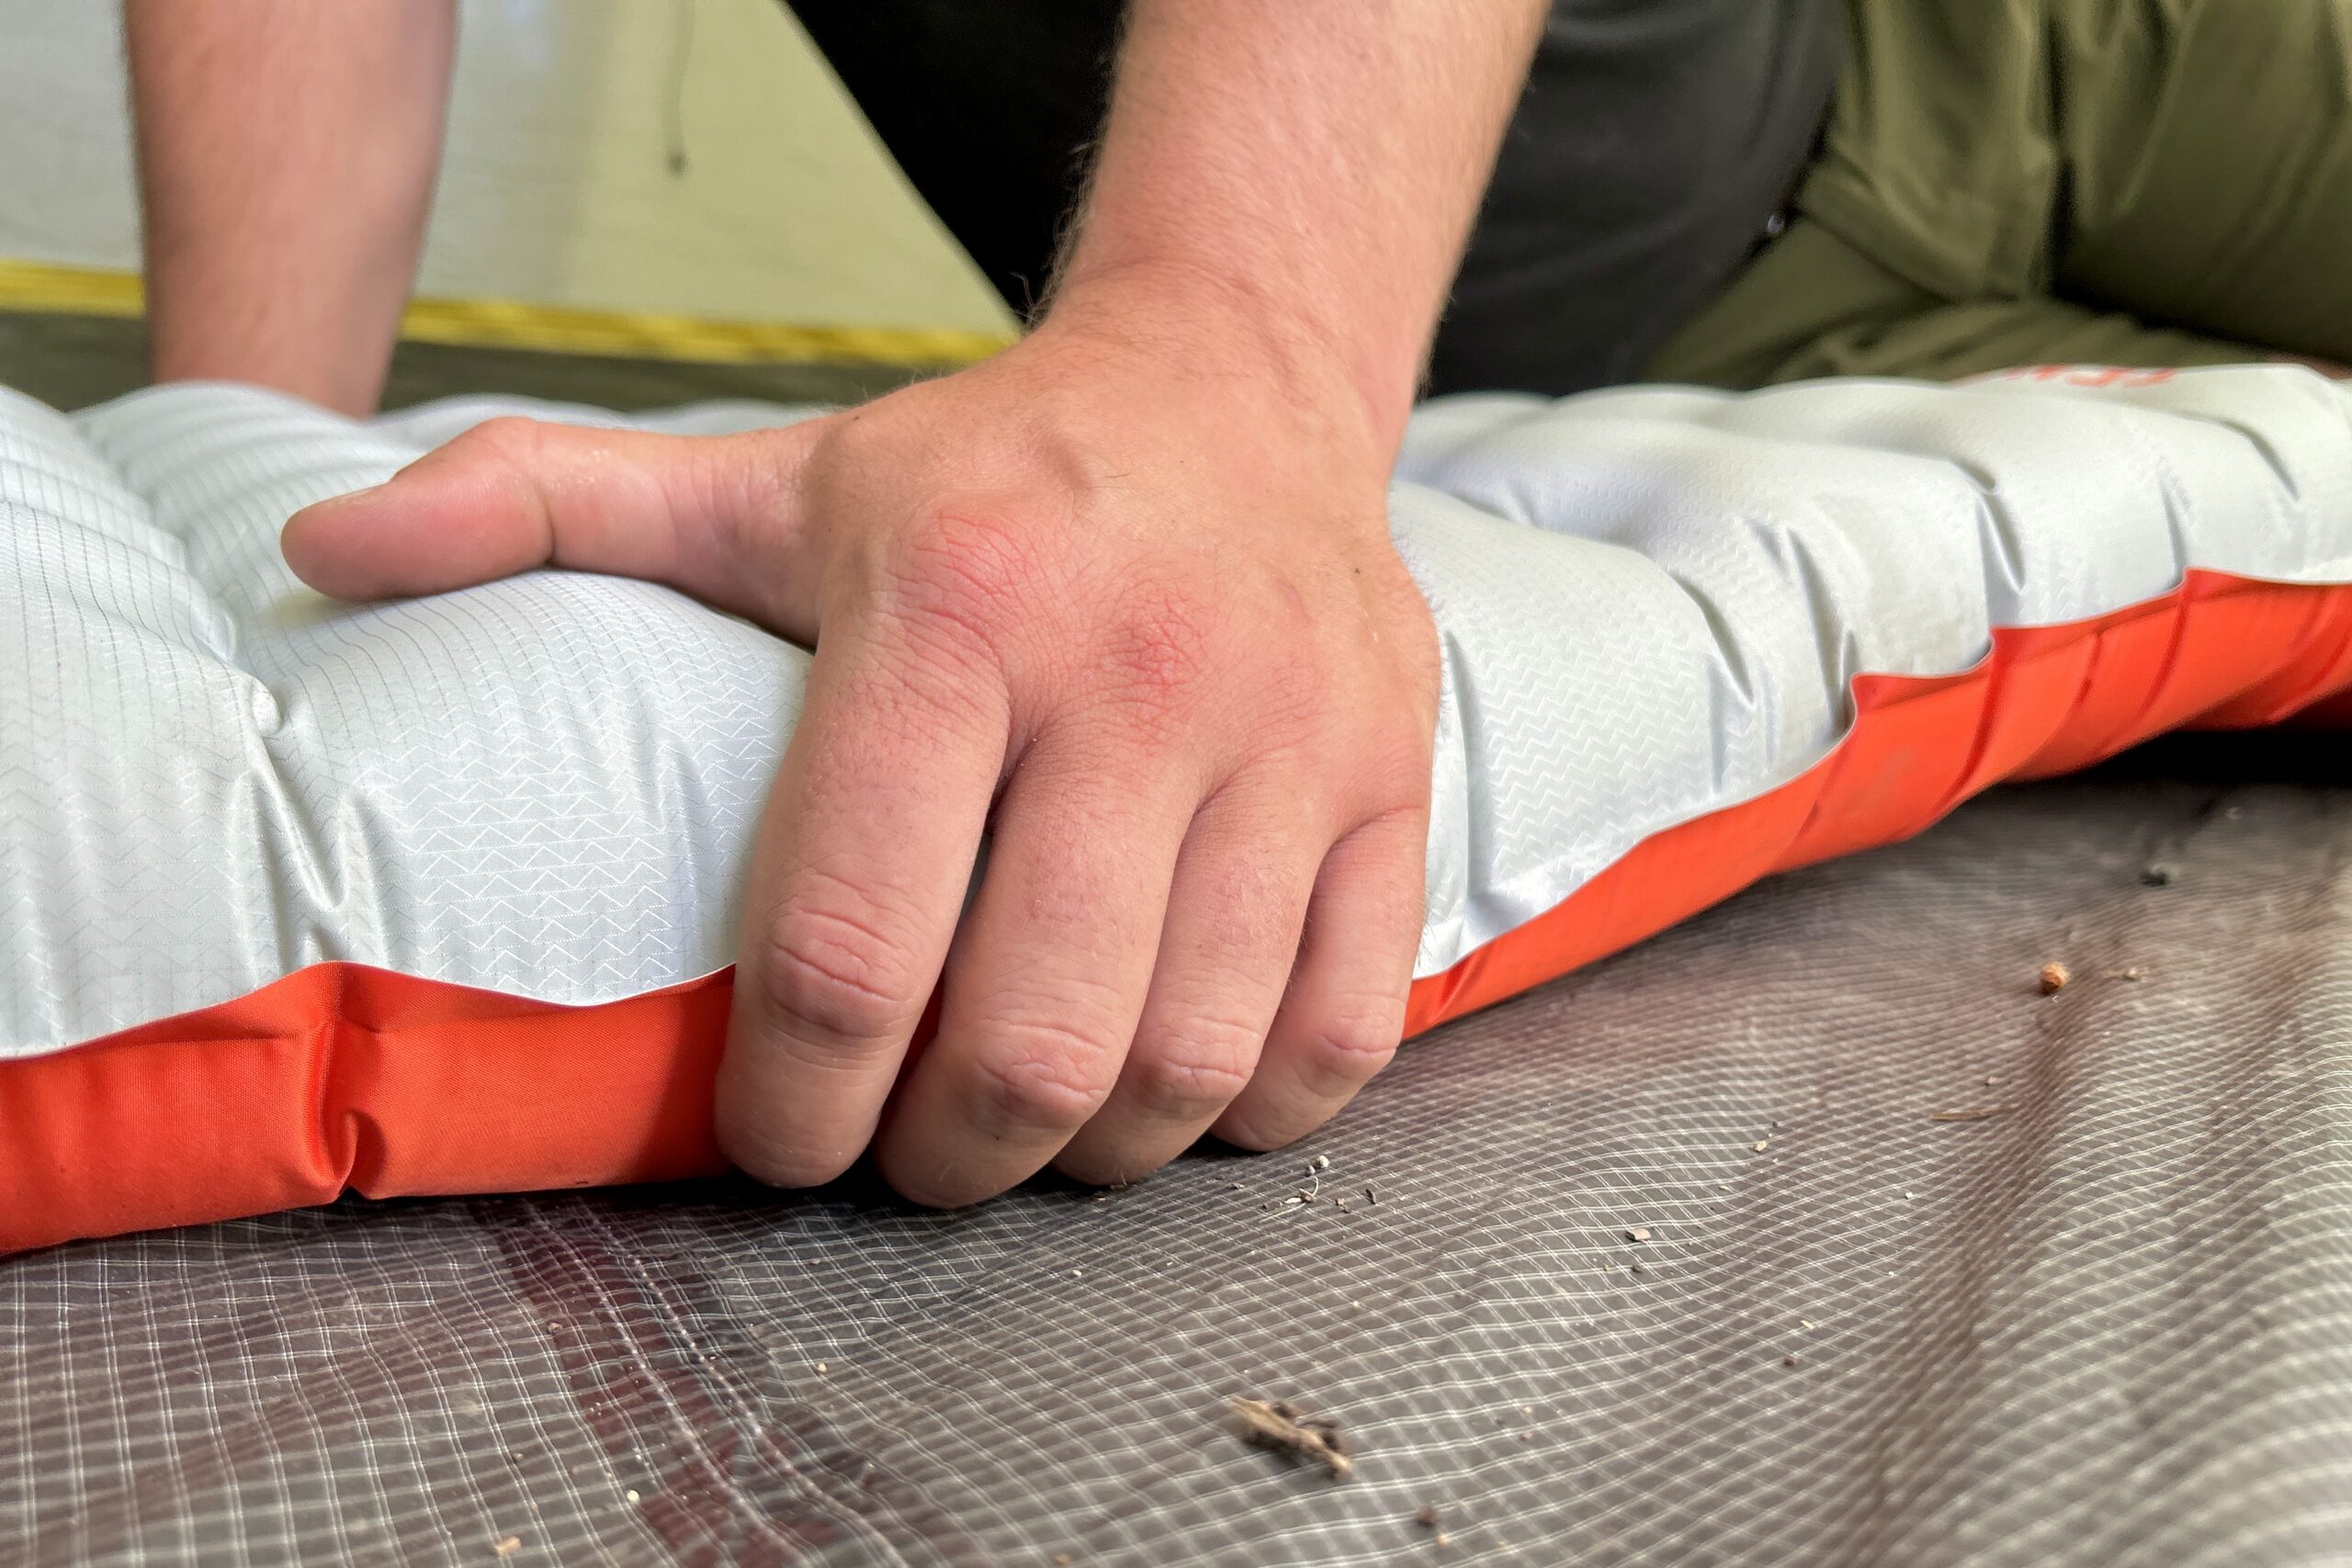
[1416,1504,1442,1529]
[2141,861,2179,886]
[2039,961,2072,995]
[1227,1396,1355,1479]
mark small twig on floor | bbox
[1227,1397,1355,1479]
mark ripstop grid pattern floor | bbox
[5,739,2351,1567]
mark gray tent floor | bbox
[6,735,2349,1568]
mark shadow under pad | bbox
[5,740,2350,1567]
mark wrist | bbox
[147,322,391,417]
[1041,255,1419,461]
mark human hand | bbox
[281,287,1439,1204]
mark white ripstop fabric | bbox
[3,368,2348,1057]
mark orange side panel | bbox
[1,966,732,1251]
[6,570,2350,1253]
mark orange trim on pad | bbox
[6,570,2350,1253]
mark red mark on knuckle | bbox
[1103,581,1215,700]
[886,506,1037,657]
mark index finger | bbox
[715,621,1009,1188]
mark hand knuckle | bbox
[1052,1147,1167,1191]
[875,1133,1002,1209]
[1360,737,1438,810]
[1127,1028,1258,1118]
[969,1021,1114,1134]
[1295,1003,1403,1094]
[1246,678,1342,771]
[1103,580,1216,701]
[452,414,542,465]
[883,505,1038,650]
[884,1169,976,1212]
[752,893,917,1045]
[718,1116,847,1191]
[1213,1115,1291,1155]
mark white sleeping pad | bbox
[3,367,2348,1055]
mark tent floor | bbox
[7,732,2347,1567]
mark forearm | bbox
[126,0,455,415]
[1050,0,1546,455]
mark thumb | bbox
[280,412,829,637]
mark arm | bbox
[285,1,1546,1201]
[1056,0,1546,455]
[125,0,455,415]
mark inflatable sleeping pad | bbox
[5,366,2350,1252]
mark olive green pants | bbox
[1649,0,2352,387]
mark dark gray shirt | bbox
[789,0,1844,396]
